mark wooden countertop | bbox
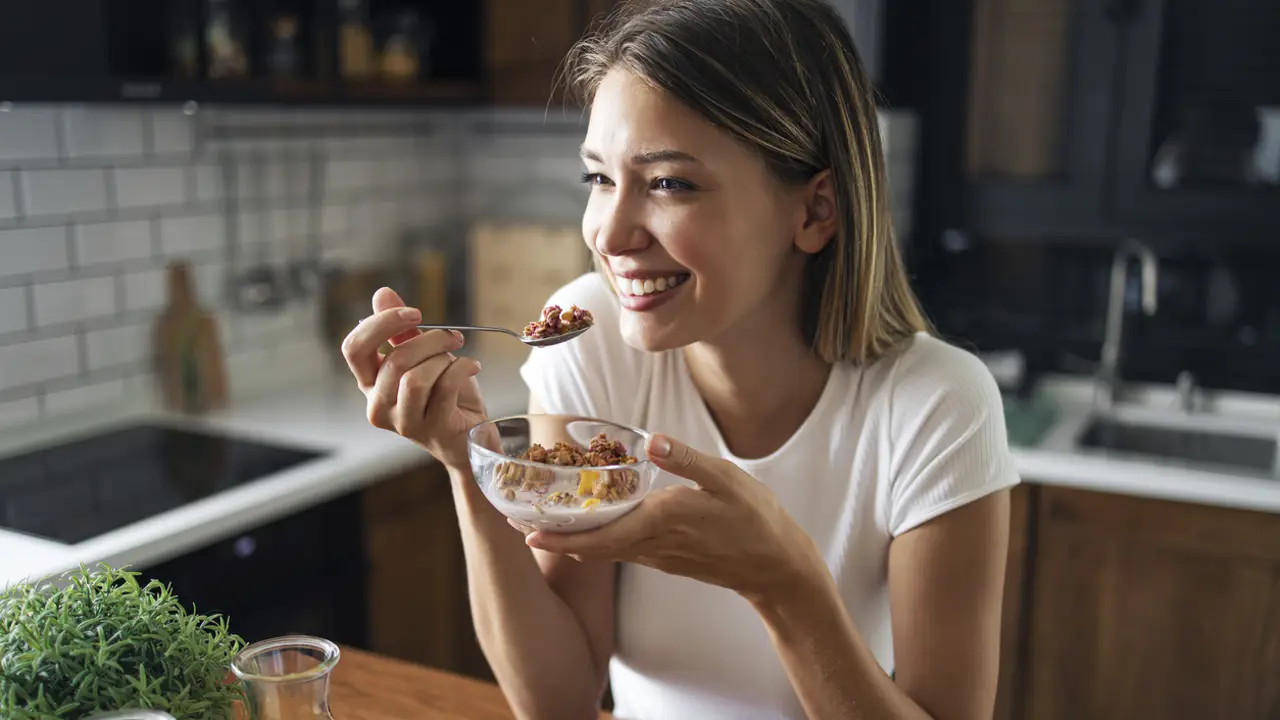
[330,646,614,719]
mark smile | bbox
[616,274,689,297]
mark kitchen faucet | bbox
[1094,238,1159,413]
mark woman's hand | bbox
[341,287,486,469]
[512,434,825,603]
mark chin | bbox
[619,314,693,353]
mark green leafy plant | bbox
[0,564,246,720]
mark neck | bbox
[682,287,831,460]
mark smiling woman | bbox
[340,1,1019,719]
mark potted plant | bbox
[0,564,246,720]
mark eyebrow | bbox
[579,146,703,166]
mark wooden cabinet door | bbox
[994,483,1032,720]
[1023,487,1280,720]
[363,462,488,678]
[486,0,582,106]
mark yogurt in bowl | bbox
[467,414,658,533]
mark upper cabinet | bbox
[0,0,618,108]
[932,0,1280,245]
[1111,0,1280,240]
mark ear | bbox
[794,169,838,255]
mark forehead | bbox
[584,68,733,159]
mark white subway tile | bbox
[159,214,222,257]
[22,169,109,216]
[85,322,150,371]
[33,276,117,326]
[327,159,376,192]
[44,378,126,415]
[0,396,39,429]
[0,336,80,392]
[193,164,224,203]
[113,167,187,209]
[62,107,146,158]
[149,109,194,155]
[270,208,308,243]
[0,172,16,220]
[122,267,167,311]
[0,226,70,278]
[0,107,60,161]
[0,286,28,334]
[321,203,350,235]
[74,220,153,266]
[193,260,227,306]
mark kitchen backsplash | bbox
[0,104,918,429]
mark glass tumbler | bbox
[231,635,341,720]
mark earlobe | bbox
[795,170,838,255]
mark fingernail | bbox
[471,360,482,373]
[525,533,544,549]
[398,308,420,321]
[650,435,672,458]
[451,330,464,345]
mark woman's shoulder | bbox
[861,332,1004,424]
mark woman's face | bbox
[581,68,816,353]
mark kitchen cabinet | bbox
[362,460,492,681]
[0,1,617,108]
[927,0,1280,246]
[997,484,1280,719]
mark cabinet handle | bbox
[1104,0,1141,23]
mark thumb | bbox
[372,286,421,346]
[646,434,737,494]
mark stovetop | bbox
[0,423,327,545]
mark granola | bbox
[523,304,593,340]
[494,432,641,509]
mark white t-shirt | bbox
[519,272,1021,720]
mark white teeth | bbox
[618,274,687,296]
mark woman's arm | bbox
[749,490,1010,720]
[451,393,617,720]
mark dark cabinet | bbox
[1112,0,1280,240]
[0,0,617,108]
[933,0,1280,245]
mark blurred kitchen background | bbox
[0,1,1277,719]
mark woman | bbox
[341,1,1019,718]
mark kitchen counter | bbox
[2,342,1278,592]
[0,345,533,591]
[328,645,613,719]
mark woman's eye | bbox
[653,177,694,192]
[579,172,612,187]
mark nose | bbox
[589,192,651,257]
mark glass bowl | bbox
[467,414,657,533]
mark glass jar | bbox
[231,635,341,720]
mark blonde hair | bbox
[563,0,932,364]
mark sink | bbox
[1078,417,1278,476]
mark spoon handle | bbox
[415,324,523,339]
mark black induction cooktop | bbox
[0,423,326,545]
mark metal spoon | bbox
[414,323,591,348]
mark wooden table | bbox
[329,646,614,719]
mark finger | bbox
[371,329,459,412]
[373,287,422,347]
[379,353,453,433]
[342,305,423,388]
[646,434,739,495]
[507,518,535,535]
[526,499,659,558]
[423,354,483,427]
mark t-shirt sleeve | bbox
[887,338,1021,537]
[518,272,644,425]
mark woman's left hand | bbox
[514,434,824,602]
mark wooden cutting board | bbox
[154,261,228,413]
